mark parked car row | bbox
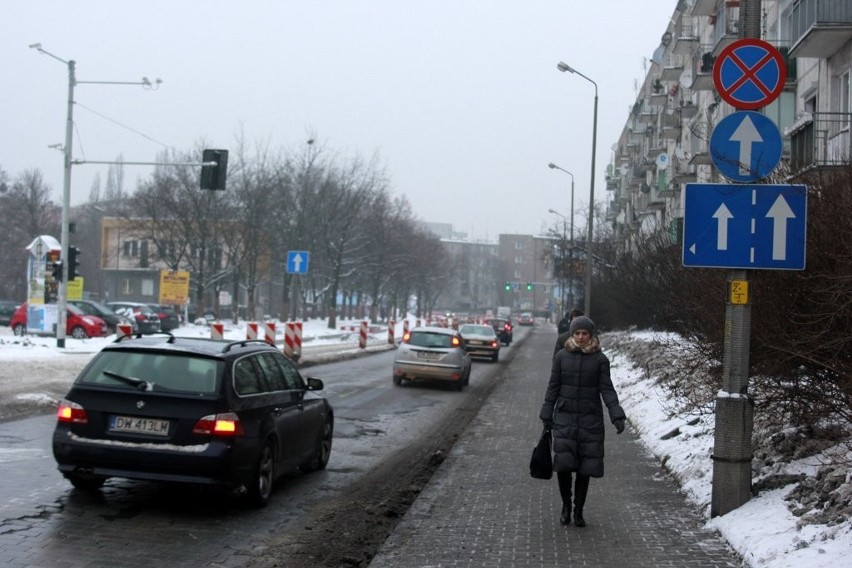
[4,299,185,337]
[10,302,108,339]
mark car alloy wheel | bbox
[247,440,275,507]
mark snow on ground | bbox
[0,320,849,567]
[605,330,852,568]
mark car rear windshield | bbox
[77,351,222,395]
[460,325,492,335]
[408,332,455,348]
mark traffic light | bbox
[67,246,80,281]
[504,282,512,291]
[526,282,534,291]
[51,260,64,282]
[200,149,229,190]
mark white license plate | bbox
[110,415,170,436]
[416,351,441,360]
[468,340,483,345]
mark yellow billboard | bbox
[159,271,190,305]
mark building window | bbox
[514,256,524,264]
[514,241,523,250]
[120,279,132,295]
[141,279,155,297]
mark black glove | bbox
[614,419,625,434]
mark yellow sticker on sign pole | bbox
[730,280,749,305]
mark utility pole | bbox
[710,0,761,518]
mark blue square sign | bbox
[683,183,807,270]
[287,251,310,274]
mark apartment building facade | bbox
[607,0,852,255]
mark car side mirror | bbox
[306,377,324,391]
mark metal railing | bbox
[789,0,852,47]
[788,112,852,171]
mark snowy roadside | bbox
[605,330,851,568]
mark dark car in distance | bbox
[52,335,334,506]
[107,302,162,334]
[147,304,181,332]
[485,317,513,346]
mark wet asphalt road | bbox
[0,332,524,567]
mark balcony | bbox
[789,0,852,58]
[712,1,740,55]
[690,0,719,17]
[690,46,716,91]
[672,13,700,56]
[786,111,852,173]
[660,54,685,81]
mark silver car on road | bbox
[392,326,472,391]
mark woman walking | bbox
[539,315,626,527]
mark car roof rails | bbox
[113,331,176,343]
[222,339,270,353]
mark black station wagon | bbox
[52,335,333,506]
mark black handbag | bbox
[529,427,553,479]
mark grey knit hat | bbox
[569,315,595,336]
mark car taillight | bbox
[490,340,498,348]
[57,399,88,424]
[452,336,461,347]
[504,324,511,330]
[402,332,411,343]
[192,413,244,436]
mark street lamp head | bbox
[29,42,42,50]
[557,61,573,73]
[548,162,557,169]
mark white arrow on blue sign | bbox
[683,183,807,270]
[287,250,310,274]
[710,111,783,182]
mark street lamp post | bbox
[31,43,159,347]
[557,61,597,316]
[548,163,575,310]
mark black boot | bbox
[557,472,573,526]
[573,473,590,528]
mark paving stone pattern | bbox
[370,326,744,568]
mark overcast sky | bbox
[4,0,678,241]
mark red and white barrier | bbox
[294,321,302,357]
[264,321,276,346]
[246,322,259,340]
[415,319,421,328]
[388,320,395,344]
[211,322,224,340]
[403,319,410,336]
[358,320,368,349]
[284,322,297,358]
[117,323,133,339]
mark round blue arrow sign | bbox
[709,111,782,183]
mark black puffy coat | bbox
[539,336,626,478]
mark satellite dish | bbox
[656,153,670,170]
[679,69,693,89]
[619,164,629,176]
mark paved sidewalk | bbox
[369,326,743,568]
